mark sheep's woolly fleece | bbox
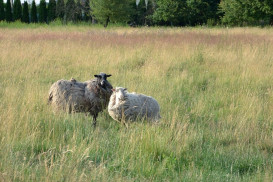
[108,87,161,123]
[48,77,112,117]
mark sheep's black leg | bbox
[92,113,98,127]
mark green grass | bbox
[0,20,128,29]
[0,26,273,181]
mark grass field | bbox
[0,26,273,181]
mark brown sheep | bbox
[48,73,113,127]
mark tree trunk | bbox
[104,16,110,28]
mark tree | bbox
[260,0,273,25]
[220,0,273,26]
[5,0,12,22]
[83,0,91,22]
[91,0,133,27]
[0,0,5,21]
[39,0,47,23]
[48,0,56,22]
[75,0,82,21]
[31,0,38,23]
[152,0,187,26]
[186,0,211,25]
[22,1,29,23]
[204,0,221,22]
[56,0,65,20]
[13,0,22,21]
[65,0,76,22]
[130,0,154,26]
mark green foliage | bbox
[22,1,29,23]
[75,0,82,21]
[152,0,186,26]
[31,0,38,23]
[5,0,12,22]
[13,0,22,21]
[130,0,154,26]
[220,0,250,26]
[204,0,221,21]
[261,0,273,25]
[186,0,210,25]
[91,0,133,27]
[220,0,273,26]
[39,0,47,23]
[0,0,4,21]
[82,0,91,22]
[56,0,65,20]
[48,0,56,23]
[65,0,76,22]
[152,0,221,26]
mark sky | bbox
[3,0,49,5]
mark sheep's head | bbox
[112,87,127,102]
[94,73,113,90]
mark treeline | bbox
[0,0,90,23]
[0,0,272,27]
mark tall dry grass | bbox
[0,27,273,181]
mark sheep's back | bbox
[127,93,160,119]
[49,79,89,112]
[108,92,160,122]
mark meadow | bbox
[0,25,273,181]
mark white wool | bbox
[108,87,161,123]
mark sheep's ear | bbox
[124,88,127,91]
[106,74,112,77]
[94,75,101,78]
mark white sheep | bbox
[108,87,161,123]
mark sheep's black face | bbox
[94,73,112,90]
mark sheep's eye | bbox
[94,75,102,78]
